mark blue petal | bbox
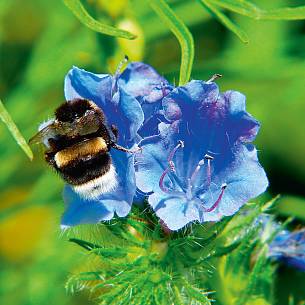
[163,80,260,146]
[119,62,172,137]
[149,193,200,231]
[119,62,171,103]
[64,66,112,104]
[114,88,144,145]
[61,185,114,227]
[200,144,268,221]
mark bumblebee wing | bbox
[29,122,58,147]
[78,112,101,135]
[60,111,101,137]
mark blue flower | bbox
[61,62,163,227]
[119,62,173,137]
[269,229,305,271]
[136,79,268,230]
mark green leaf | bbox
[0,99,33,160]
[210,0,305,20]
[181,278,211,304]
[259,6,305,20]
[63,0,136,39]
[209,0,259,18]
[237,246,269,305]
[148,0,194,85]
[199,0,249,43]
[69,238,102,251]
[172,286,184,305]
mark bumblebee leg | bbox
[111,142,142,154]
[110,124,119,141]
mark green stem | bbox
[148,0,194,85]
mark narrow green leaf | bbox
[181,278,211,304]
[260,6,305,20]
[210,0,305,20]
[0,99,33,160]
[63,0,136,39]
[237,246,269,305]
[172,285,184,305]
[148,0,194,85]
[69,238,102,250]
[199,0,249,43]
[209,0,259,18]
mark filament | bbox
[158,141,184,195]
[111,55,129,95]
[204,154,214,187]
[201,183,227,213]
[190,158,205,184]
[168,140,184,162]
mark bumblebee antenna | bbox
[111,55,129,96]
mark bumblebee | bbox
[30,98,138,199]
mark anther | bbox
[202,183,227,213]
[204,154,214,160]
[206,73,223,84]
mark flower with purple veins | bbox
[269,229,305,271]
[61,62,166,227]
[135,78,268,230]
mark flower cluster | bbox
[61,62,268,231]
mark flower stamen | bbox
[168,140,184,162]
[204,154,214,187]
[159,168,172,194]
[159,141,184,195]
[190,159,205,184]
[160,82,167,97]
[111,55,129,95]
[202,183,227,212]
[206,73,222,83]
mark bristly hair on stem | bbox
[65,198,283,304]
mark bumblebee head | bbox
[55,99,95,123]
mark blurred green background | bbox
[0,0,305,304]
